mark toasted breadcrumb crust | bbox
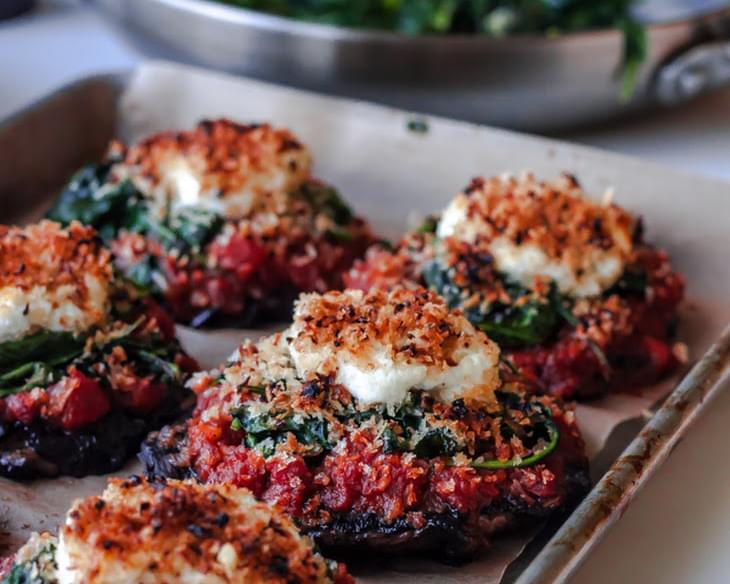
[0,220,111,303]
[289,288,500,402]
[446,173,635,264]
[109,119,312,219]
[60,477,352,584]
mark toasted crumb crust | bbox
[110,119,312,218]
[0,220,112,297]
[445,173,635,265]
[60,477,352,583]
[290,288,500,395]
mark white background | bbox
[1,2,730,582]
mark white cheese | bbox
[436,180,632,298]
[287,289,501,406]
[332,344,499,404]
[489,237,625,298]
[0,274,108,343]
[112,121,313,221]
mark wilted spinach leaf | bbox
[231,406,331,457]
[297,182,354,226]
[0,331,84,372]
[47,163,148,243]
[604,268,648,298]
[215,0,644,97]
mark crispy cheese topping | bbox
[0,221,112,342]
[110,119,313,219]
[436,173,636,297]
[287,288,501,405]
[57,477,340,584]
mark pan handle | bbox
[655,40,730,104]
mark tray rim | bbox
[2,66,730,583]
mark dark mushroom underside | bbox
[1,393,192,480]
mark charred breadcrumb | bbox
[289,288,501,404]
[111,120,312,219]
[441,174,635,274]
[142,287,589,562]
[346,173,685,399]
[48,119,376,327]
[0,478,353,584]
[0,221,111,303]
[0,221,111,340]
[0,221,197,480]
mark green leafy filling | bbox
[1,539,57,584]
[231,405,331,457]
[214,0,645,97]
[0,321,182,398]
[296,182,357,241]
[0,332,85,397]
[47,163,225,291]
[46,162,146,244]
[423,261,567,347]
[231,388,557,467]
[424,252,649,349]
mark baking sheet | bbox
[1,62,730,583]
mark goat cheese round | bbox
[110,119,313,220]
[436,173,635,297]
[0,222,112,343]
[56,477,345,584]
[287,288,501,406]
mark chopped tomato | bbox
[48,370,111,431]
[4,391,45,426]
[213,234,266,274]
[114,375,168,415]
[143,298,177,342]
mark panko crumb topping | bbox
[58,476,348,584]
[0,221,112,342]
[0,221,111,292]
[437,173,636,297]
[109,119,313,219]
[288,287,501,405]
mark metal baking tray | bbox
[94,0,730,131]
[1,64,729,583]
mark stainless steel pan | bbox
[95,0,730,131]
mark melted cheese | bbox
[287,288,500,406]
[111,120,312,221]
[0,274,108,343]
[436,174,634,297]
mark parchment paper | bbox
[2,62,730,583]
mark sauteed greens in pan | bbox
[215,0,645,98]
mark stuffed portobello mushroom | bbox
[0,221,197,479]
[46,119,375,328]
[141,287,589,562]
[346,173,686,399]
[0,476,353,583]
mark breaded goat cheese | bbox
[437,173,635,297]
[54,477,351,584]
[1,479,352,584]
[110,119,313,219]
[0,221,111,343]
[288,288,501,406]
